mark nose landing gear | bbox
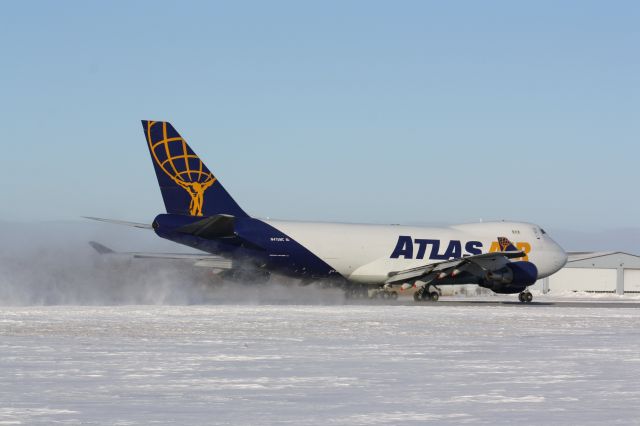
[518,291,533,303]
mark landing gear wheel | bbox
[518,292,533,303]
[413,291,421,302]
[390,291,399,300]
[429,291,439,302]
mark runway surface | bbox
[1,302,640,425]
[356,299,640,308]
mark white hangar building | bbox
[536,252,640,294]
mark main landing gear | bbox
[413,285,440,302]
[345,285,368,299]
[518,291,533,303]
[368,285,399,300]
[345,285,399,300]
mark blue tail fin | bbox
[141,120,248,218]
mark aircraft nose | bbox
[558,245,568,267]
[552,239,568,271]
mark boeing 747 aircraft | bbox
[88,121,568,303]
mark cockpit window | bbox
[540,228,547,235]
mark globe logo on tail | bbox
[498,237,515,251]
[146,121,216,216]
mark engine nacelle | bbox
[507,261,538,286]
[480,261,538,294]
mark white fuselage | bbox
[265,220,568,284]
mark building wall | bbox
[498,253,640,294]
[548,268,617,292]
[624,269,640,292]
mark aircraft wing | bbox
[386,250,525,285]
[88,241,233,269]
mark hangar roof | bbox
[566,251,640,269]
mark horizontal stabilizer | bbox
[88,241,232,269]
[89,241,115,254]
[175,214,236,239]
[84,216,152,229]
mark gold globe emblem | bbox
[146,121,216,216]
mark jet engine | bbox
[479,261,538,294]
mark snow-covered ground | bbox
[1,304,639,425]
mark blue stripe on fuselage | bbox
[233,218,338,277]
[152,214,338,279]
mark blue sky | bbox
[1,1,638,232]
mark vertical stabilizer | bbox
[141,120,248,218]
